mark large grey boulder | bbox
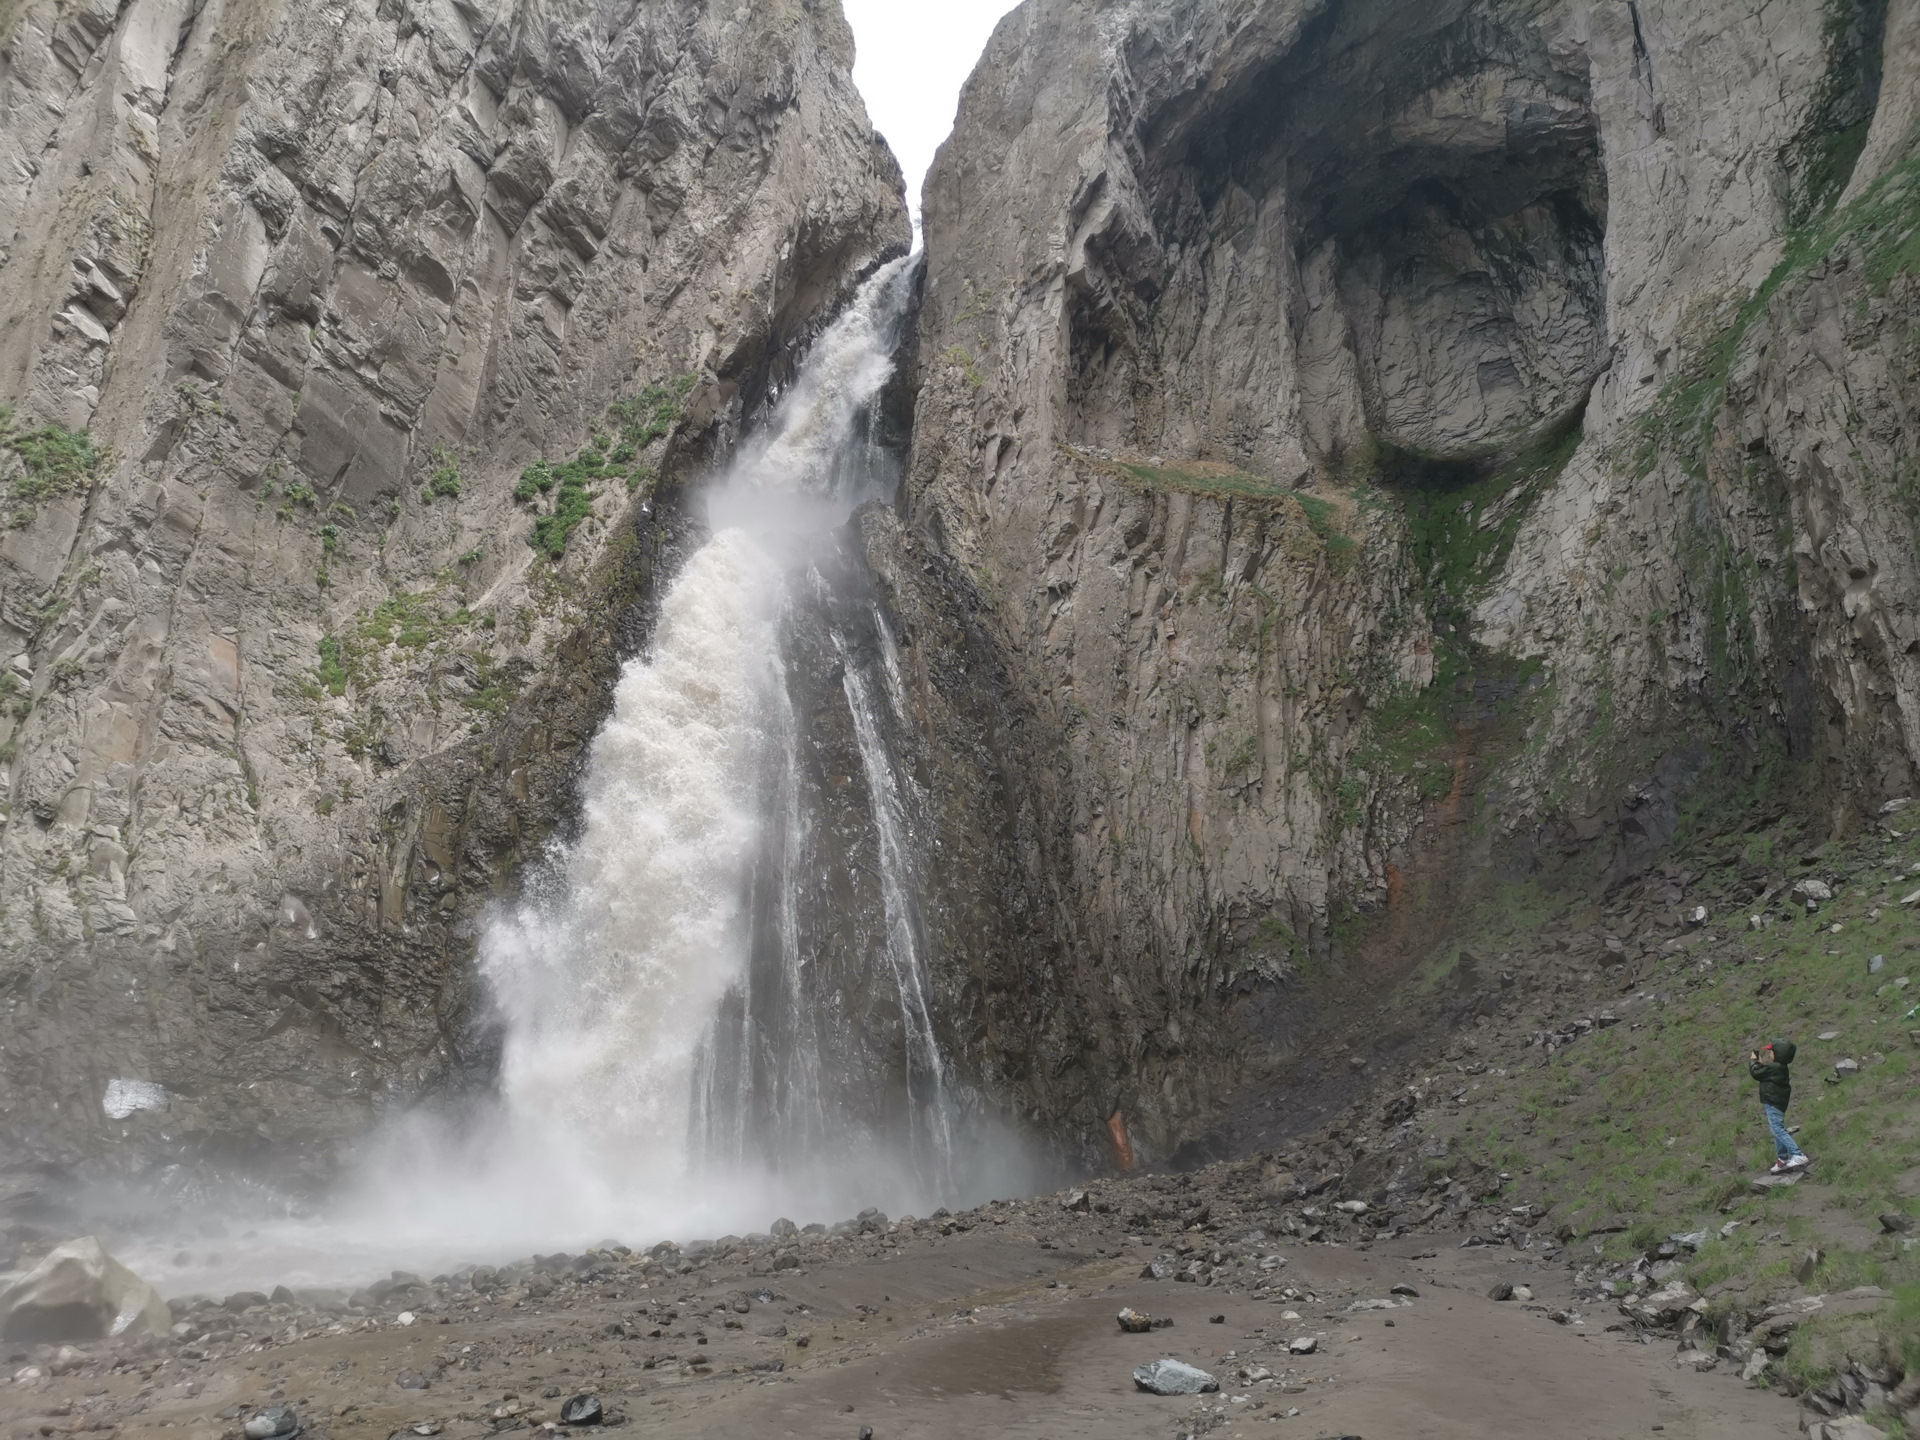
[0,1236,171,1342]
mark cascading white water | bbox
[472,256,939,1239]
[116,257,1034,1292]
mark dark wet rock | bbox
[559,1394,602,1426]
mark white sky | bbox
[842,1,1021,235]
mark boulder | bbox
[1132,1358,1218,1395]
[0,1237,171,1343]
[559,1394,602,1426]
[1623,1282,1698,1327]
[1116,1307,1153,1333]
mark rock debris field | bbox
[1,1169,1799,1440]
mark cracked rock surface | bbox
[0,0,905,1183]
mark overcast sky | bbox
[842,1,1021,236]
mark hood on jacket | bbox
[1770,1038,1797,1064]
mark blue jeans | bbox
[1764,1104,1803,1160]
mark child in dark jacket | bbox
[1750,1039,1810,1173]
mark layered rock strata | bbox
[0,0,905,1182]
[898,0,1919,1164]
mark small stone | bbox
[1870,954,1886,974]
[1818,1030,1842,1041]
[1209,1314,1225,1324]
[1741,1349,1770,1383]
[1116,1307,1152,1333]
[559,1394,602,1426]
[1879,1213,1914,1234]
[1488,1282,1514,1301]
[243,1408,299,1440]
[1287,1336,1318,1355]
[396,1310,417,1326]
[1688,906,1708,926]
[1513,1285,1534,1301]
[1390,1283,1419,1297]
[1140,1261,1170,1280]
[395,1370,430,1390]
[1675,1351,1718,1371]
[1060,1189,1091,1212]
[1132,1357,1219,1395]
[1792,1248,1824,1283]
[1902,889,1920,907]
[1836,1057,1860,1075]
[1795,879,1834,903]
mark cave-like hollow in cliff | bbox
[1068,2,1612,488]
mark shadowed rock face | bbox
[0,0,906,1193]
[897,0,1920,1166]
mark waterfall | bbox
[454,256,963,1241]
[106,259,1038,1295]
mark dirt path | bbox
[1,1222,1798,1440]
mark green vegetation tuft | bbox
[1,412,102,520]
[316,636,349,696]
[514,380,689,559]
[423,445,462,500]
[360,589,472,650]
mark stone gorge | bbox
[0,0,1918,1390]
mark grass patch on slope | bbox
[1417,814,1920,1398]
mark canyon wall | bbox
[897,0,1920,1166]
[0,0,906,1189]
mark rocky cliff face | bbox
[899,0,1920,1167]
[0,0,905,1188]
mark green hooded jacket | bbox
[1750,1037,1796,1111]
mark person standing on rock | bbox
[1749,1039,1810,1173]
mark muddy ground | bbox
[1,1178,1799,1440]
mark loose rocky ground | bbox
[9,815,1920,1440]
[0,1186,1797,1440]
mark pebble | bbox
[1835,1058,1861,1075]
[1287,1336,1318,1355]
[1488,1282,1514,1301]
